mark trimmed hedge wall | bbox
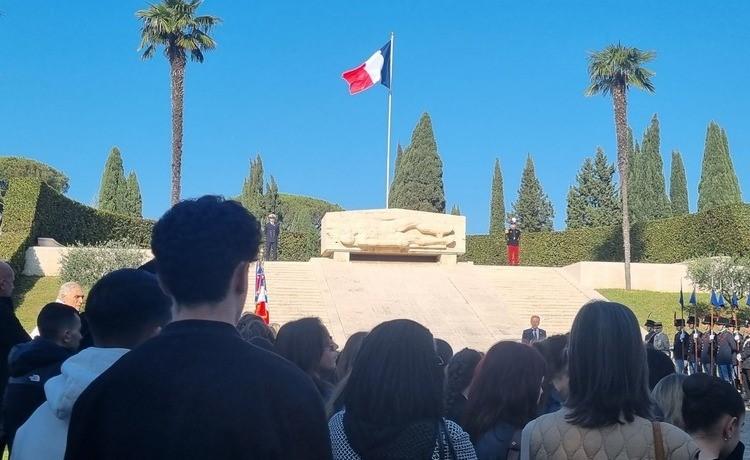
[0,179,320,271]
[0,179,153,272]
[464,203,750,266]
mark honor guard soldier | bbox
[673,318,689,374]
[740,321,750,402]
[686,316,702,374]
[700,316,718,376]
[505,217,521,266]
[644,319,656,348]
[716,318,737,384]
[652,322,670,355]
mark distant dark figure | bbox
[264,213,280,261]
[522,315,546,345]
[683,373,745,460]
[276,317,339,401]
[464,342,545,460]
[533,334,569,414]
[444,348,483,427]
[64,196,332,460]
[646,347,676,391]
[0,260,30,454]
[505,217,521,266]
[2,302,81,453]
[435,338,454,369]
[329,319,477,459]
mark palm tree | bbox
[586,44,655,290]
[137,0,221,205]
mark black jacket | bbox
[742,337,750,370]
[687,330,702,362]
[522,328,546,344]
[673,330,689,360]
[700,331,717,364]
[716,331,737,365]
[65,320,332,460]
[264,222,280,243]
[0,297,31,413]
[2,337,72,450]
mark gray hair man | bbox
[29,281,85,338]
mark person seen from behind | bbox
[444,348,483,428]
[275,317,339,400]
[682,373,745,460]
[532,333,569,415]
[521,300,697,459]
[329,319,477,459]
[463,341,545,460]
[647,347,676,391]
[11,268,171,460]
[326,331,368,418]
[64,196,332,460]
[236,312,277,351]
[651,373,687,430]
[2,303,81,453]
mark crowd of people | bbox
[0,195,746,459]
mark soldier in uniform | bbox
[673,318,688,374]
[686,316,702,374]
[505,217,521,266]
[729,319,743,388]
[644,319,656,348]
[716,318,737,384]
[652,322,670,355]
[264,213,280,261]
[700,317,717,376]
[739,321,750,401]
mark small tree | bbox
[630,114,671,222]
[240,154,266,219]
[125,172,143,218]
[669,150,689,216]
[566,148,620,229]
[511,155,554,232]
[265,175,280,216]
[450,204,461,215]
[687,257,750,304]
[61,240,148,289]
[698,122,742,212]
[489,158,506,234]
[98,147,128,214]
[389,144,404,207]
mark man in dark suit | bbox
[264,213,280,261]
[522,315,547,344]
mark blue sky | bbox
[0,1,748,233]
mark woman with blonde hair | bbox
[651,373,687,429]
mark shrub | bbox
[278,231,319,261]
[464,203,750,266]
[60,240,148,288]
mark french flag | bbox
[342,41,392,95]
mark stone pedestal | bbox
[321,209,466,263]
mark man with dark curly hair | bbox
[65,196,332,460]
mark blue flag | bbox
[710,290,719,307]
[717,293,725,308]
[689,287,697,306]
[731,292,739,308]
[747,294,750,307]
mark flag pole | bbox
[385,32,394,208]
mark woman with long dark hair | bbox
[682,373,745,459]
[275,317,338,400]
[325,331,368,418]
[532,334,568,415]
[521,301,697,459]
[444,348,483,427]
[463,342,545,460]
[329,319,477,459]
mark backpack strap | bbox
[652,421,666,460]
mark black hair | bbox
[444,348,482,419]
[275,317,329,375]
[37,302,80,339]
[151,195,261,306]
[566,301,652,428]
[335,331,368,383]
[682,374,744,434]
[237,313,276,345]
[533,334,569,411]
[646,347,676,391]
[435,339,454,367]
[85,269,172,347]
[343,319,444,425]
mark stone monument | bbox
[320,208,466,264]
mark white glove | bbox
[710,333,715,340]
[735,334,741,342]
[694,332,699,339]
[738,354,742,363]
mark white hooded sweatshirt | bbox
[11,347,129,460]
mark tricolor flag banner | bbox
[254,262,270,324]
[342,41,392,95]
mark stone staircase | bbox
[249,260,601,351]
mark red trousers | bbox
[507,245,520,265]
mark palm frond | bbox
[585,44,656,96]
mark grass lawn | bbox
[11,276,63,332]
[598,288,712,337]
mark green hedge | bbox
[278,231,320,261]
[464,203,750,266]
[0,179,153,272]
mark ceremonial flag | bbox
[747,294,750,307]
[717,292,725,308]
[254,262,270,324]
[689,287,697,306]
[679,286,684,307]
[710,289,719,307]
[731,292,739,308]
[342,41,392,95]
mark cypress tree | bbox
[566,148,620,229]
[125,172,143,218]
[511,155,554,232]
[388,144,404,207]
[240,154,266,218]
[489,158,506,234]
[265,175,280,216]
[450,204,461,215]
[669,150,689,216]
[698,122,742,211]
[630,115,671,222]
[388,113,445,212]
[98,147,128,214]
